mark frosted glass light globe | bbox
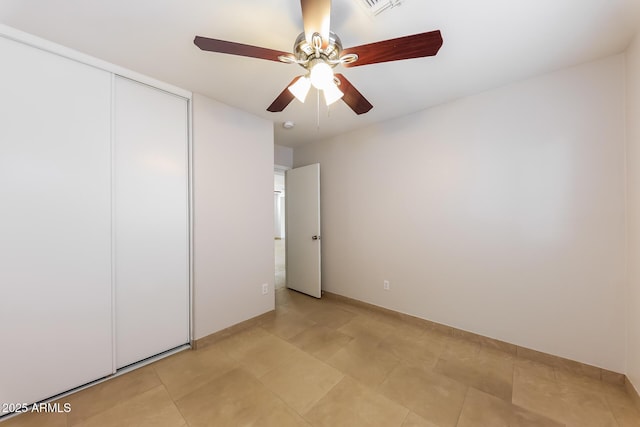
[323,81,344,106]
[288,76,311,103]
[310,62,334,90]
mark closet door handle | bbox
[312,235,320,240]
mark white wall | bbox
[626,33,640,392]
[275,144,293,168]
[295,55,627,372]
[193,93,275,339]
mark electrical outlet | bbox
[262,283,269,295]
[383,280,390,291]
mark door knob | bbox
[312,235,321,240]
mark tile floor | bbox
[3,286,640,426]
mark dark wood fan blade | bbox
[342,30,443,67]
[300,0,331,48]
[194,36,291,62]
[267,77,302,112]
[335,74,373,115]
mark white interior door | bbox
[0,36,113,405]
[114,76,190,369]
[286,164,321,298]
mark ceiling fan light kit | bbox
[281,31,347,107]
[288,76,312,103]
[194,0,443,115]
[322,80,344,106]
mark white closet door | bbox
[0,37,113,405]
[114,77,189,368]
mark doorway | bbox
[273,163,321,298]
[274,168,286,290]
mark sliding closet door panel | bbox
[114,77,189,368]
[0,37,113,405]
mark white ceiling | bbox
[1,0,640,148]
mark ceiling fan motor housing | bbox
[293,31,342,69]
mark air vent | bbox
[358,0,402,17]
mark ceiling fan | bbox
[194,0,443,115]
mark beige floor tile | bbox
[259,351,344,413]
[152,345,238,401]
[605,383,640,411]
[401,412,440,427]
[476,336,518,355]
[370,311,408,328]
[338,316,397,344]
[393,321,432,340]
[254,408,313,427]
[601,369,626,386]
[176,368,309,427]
[305,305,358,329]
[328,300,380,318]
[327,338,400,387]
[214,326,272,357]
[514,357,556,381]
[513,364,619,426]
[218,327,302,377]
[12,288,630,427]
[378,362,467,427]
[558,379,619,427]
[609,400,640,427]
[279,289,325,313]
[477,347,516,363]
[377,333,441,368]
[512,364,566,423]
[275,287,294,305]
[260,308,317,340]
[555,368,629,404]
[517,348,600,380]
[433,347,514,402]
[542,370,634,426]
[439,336,481,363]
[419,328,452,346]
[304,376,408,427]
[554,368,605,391]
[73,385,186,427]
[65,365,162,425]
[561,403,618,426]
[0,410,67,427]
[289,324,353,360]
[457,387,564,427]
